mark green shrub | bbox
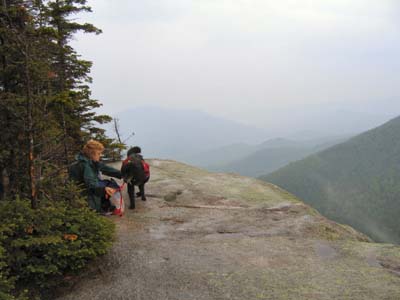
[0,228,18,300]
[0,198,115,299]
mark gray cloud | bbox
[73,0,400,129]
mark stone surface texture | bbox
[58,159,400,300]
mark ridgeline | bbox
[263,116,400,244]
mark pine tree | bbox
[0,0,123,207]
[46,0,100,162]
[0,0,55,207]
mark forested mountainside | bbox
[263,116,400,244]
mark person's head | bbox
[127,146,141,157]
[82,140,104,162]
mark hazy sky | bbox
[73,0,400,128]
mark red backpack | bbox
[142,160,150,178]
[121,155,150,184]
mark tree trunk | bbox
[61,107,69,164]
[55,0,70,165]
[25,45,37,209]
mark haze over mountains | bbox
[204,136,349,177]
[263,115,400,244]
[111,106,394,165]
[112,107,268,160]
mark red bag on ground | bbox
[110,185,125,216]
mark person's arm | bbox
[83,164,105,197]
[99,163,122,179]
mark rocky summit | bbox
[58,159,400,300]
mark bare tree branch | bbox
[113,117,122,144]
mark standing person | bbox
[122,146,150,209]
[69,140,122,213]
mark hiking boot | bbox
[100,211,113,216]
[136,192,142,197]
[141,196,147,201]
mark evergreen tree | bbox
[0,0,123,207]
[0,2,120,297]
[0,0,54,207]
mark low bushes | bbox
[0,197,115,299]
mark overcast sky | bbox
[72,0,400,129]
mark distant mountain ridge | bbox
[190,136,350,177]
[111,106,393,163]
[112,107,270,160]
[262,115,400,244]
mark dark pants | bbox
[128,176,149,209]
[99,179,119,212]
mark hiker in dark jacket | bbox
[69,140,122,213]
[122,146,150,209]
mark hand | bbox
[105,187,116,198]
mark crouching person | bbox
[121,146,150,209]
[69,140,122,214]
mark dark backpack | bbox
[68,161,84,183]
[121,154,146,185]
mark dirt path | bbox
[58,160,400,300]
